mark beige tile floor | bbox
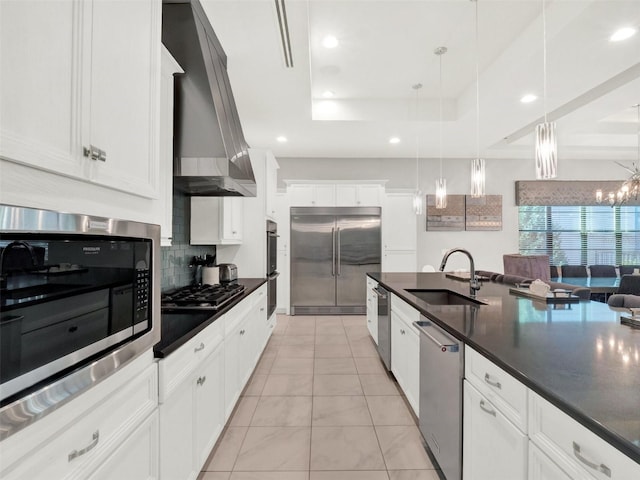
[198,315,442,480]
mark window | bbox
[518,205,640,266]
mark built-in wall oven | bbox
[0,205,160,439]
[266,220,278,318]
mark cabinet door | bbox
[336,185,358,206]
[366,286,378,344]
[159,46,182,246]
[87,0,161,198]
[0,0,84,178]
[288,185,314,206]
[390,312,406,391]
[265,153,279,219]
[224,197,244,242]
[224,319,242,419]
[277,249,290,314]
[405,326,420,416]
[194,343,225,470]
[529,442,575,480]
[89,411,159,480]
[314,185,336,206]
[357,185,382,206]
[383,194,417,250]
[160,379,196,480]
[463,381,528,480]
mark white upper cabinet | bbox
[190,197,244,245]
[287,182,383,207]
[265,152,279,219]
[0,0,161,199]
[159,46,183,246]
[383,193,417,251]
[336,184,382,206]
[0,1,84,178]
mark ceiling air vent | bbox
[274,0,293,68]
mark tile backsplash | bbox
[161,191,216,290]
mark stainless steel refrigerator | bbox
[290,207,381,315]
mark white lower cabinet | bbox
[529,441,575,480]
[463,381,528,480]
[194,343,226,470]
[366,276,378,344]
[390,294,420,416]
[528,391,640,480]
[0,353,158,480]
[224,297,254,419]
[159,319,225,480]
[89,411,159,480]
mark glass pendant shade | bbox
[413,190,424,215]
[535,121,557,179]
[435,178,447,209]
[470,158,485,197]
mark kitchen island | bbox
[368,272,640,473]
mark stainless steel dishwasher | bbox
[415,315,463,480]
[373,285,391,370]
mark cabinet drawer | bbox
[158,316,224,401]
[465,346,528,432]
[1,363,157,480]
[225,295,253,335]
[529,391,640,480]
[463,381,528,480]
[390,293,420,332]
[251,284,267,308]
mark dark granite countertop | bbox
[368,272,640,464]
[154,278,266,358]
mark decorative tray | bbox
[509,287,580,303]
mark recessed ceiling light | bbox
[276,136,287,143]
[520,94,538,103]
[322,90,335,98]
[389,137,400,144]
[610,27,637,42]
[322,35,339,49]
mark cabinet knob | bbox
[232,231,237,234]
[260,307,265,311]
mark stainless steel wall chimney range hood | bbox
[162,0,256,197]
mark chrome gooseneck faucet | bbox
[439,248,481,298]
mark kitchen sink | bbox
[405,289,486,306]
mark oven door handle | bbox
[268,271,280,280]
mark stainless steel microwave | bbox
[0,205,160,439]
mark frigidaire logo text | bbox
[83,246,101,255]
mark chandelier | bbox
[596,104,640,206]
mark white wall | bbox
[278,156,628,272]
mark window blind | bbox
[518,206,640,266]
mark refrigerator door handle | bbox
[331,227,336,276]
[336,227,341,276]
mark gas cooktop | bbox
[161,283,245,311]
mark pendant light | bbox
[596,104,640,206]
[470,0,485,197]
[535,0,557,179]
[435,46,448,209]
[412,83,424,215]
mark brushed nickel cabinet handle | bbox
[484,373,502,389]
[194,342,205,353]
[572,442,611,477]
[479,400,496,417]
[68,430,100,462]
[197,376,207,386]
